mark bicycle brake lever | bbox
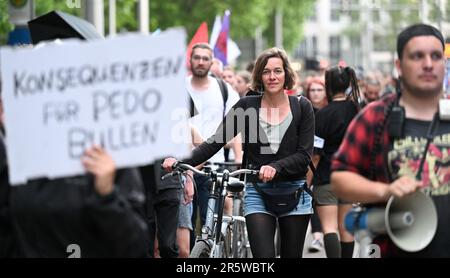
[161,171,179,180]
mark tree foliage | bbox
[0,0,14,44]
[112,0,314,52]
[34,0,82,17]
[0,0,315,53]
[0,0,82,44]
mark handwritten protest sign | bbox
[0,29,190,185]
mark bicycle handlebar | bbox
[213,161,242,167]
[168,161,259,179]
[172,162,208,176]
[228,168,259,177]
[160,162,203,180]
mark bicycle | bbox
[163,161,258,258]
[214,162,252,258]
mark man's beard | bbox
[191,67,210,78]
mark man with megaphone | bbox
[331,24,450,258]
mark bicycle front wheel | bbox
[232,220,252,258]
[189,240,211,258]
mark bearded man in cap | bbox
[331,24,449,257]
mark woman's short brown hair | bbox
[250,47,296,92]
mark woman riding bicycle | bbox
[164,47,314,258]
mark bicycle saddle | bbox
[227,177,245,193]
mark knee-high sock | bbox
[324,233,341,258]
[341,241,354,258]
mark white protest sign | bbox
[0,29,190,185]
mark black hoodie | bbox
[0,134,18,257]
[9,167,148,258]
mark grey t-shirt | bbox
[259,111,293,154]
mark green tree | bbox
[0,0,14,44]
[105,0,274,39]
[263,0,315,51]
[0,0,83,45]
[108,0,314,52]
[105,0,137,32]
[34,0,82,17]
[1,0,315,53]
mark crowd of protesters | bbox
[1,22,449,258]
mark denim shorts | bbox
[244,180,313,217]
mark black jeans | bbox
[146,187,181,258]
[190,174,211,249]
[140,164,181,258]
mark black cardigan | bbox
[183,95,315,182]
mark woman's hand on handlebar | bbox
[259,165,277,183]
[162,157,177,172]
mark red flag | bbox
[186,22,209,68]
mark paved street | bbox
[302,224,360,258]
[302,224,326,258]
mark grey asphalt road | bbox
[302,224,326,258]
[302,224,361,258]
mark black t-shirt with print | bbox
[313,100,358,185]
[385,118,450,257]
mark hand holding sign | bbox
[82,145,116,196]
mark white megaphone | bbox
[345,190,438,253]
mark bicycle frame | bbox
[200,170,235,258]
[167,162,257,258]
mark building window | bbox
[329,36,341,62]
[350,36,361,67]
[330,0,341,21]
[309,3,317,21]
[295,36,318,59]
[372,9,380,22]
[349,10,359,21]
[312,36,318,58]
[350,36,360,49]
[294,40,307,59]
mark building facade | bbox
[294,0,449,73]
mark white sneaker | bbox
[308,239,323,253]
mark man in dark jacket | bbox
[0,133,18,257]
[9,146,148,258]
[139,160,185,258]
